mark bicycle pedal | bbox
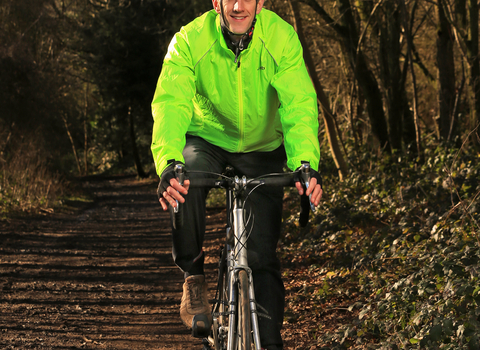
[191,314,211,338]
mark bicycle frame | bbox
[175,164,313,350]
[224,176,262,350]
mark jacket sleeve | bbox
[270,27,320,172]
[151,29,196,176]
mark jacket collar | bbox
[215,13,258,58]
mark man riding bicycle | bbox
[151,1,322,349]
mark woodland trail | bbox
[0,176,226,350]
[0,176,330,350]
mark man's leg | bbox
[170,138,286,347]
[171,136,225,274]
[170,136,225,333]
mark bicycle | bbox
[173,163,314,350]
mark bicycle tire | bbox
[212,247,229,350]
[237,270,252,350]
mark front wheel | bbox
[237,270,252,350]
[211,247,229,350]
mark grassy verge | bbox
[0,151,92,218]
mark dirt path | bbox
[0,176,226,350]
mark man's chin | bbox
[229,26,250,35]
[227,20,254,35]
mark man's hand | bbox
[159,178,190,211]
[295,177,322,207]
[157,160,189,211]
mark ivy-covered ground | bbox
[280,142,480,349]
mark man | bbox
[151,1,322,349]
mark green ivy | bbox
[281,141,480,349]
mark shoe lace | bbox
[187,280,204,309]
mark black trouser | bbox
[171,135,285,350]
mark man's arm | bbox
[151,29,196,177]
[271,27,322,204]
[151,30,196,210]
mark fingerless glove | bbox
[157,160,185,200]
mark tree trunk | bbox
[84,84,89,176]
[379,1,404,151]
[62,114,82,175]
[468,0,480,142]
[452,0,480,145]
[289,0,348,180]
[401,0,420,150]
[400,0,422,157]
[300,0,391,153]
[128,107,147,178]
[337,0,391,153]
[436,0,456,141]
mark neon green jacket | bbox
[151,9,320,175]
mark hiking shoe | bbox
[180,275,212,334]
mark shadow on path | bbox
[0,177,224,350]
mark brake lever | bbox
[174,164,185,213]
[300,163,316,213]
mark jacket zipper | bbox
[237,56,244,152]
[232,38,245,151]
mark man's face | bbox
[213,0,265,35]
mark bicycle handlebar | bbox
[186,173,296,189]
[171,165,314,229]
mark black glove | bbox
[294,161,322,191]
[157,159,185,200]
[295,161,322,227]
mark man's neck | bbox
[229,34,243,43]
[221,18,256,54]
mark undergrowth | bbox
[280,140,480,349]
[0,141,66,217]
